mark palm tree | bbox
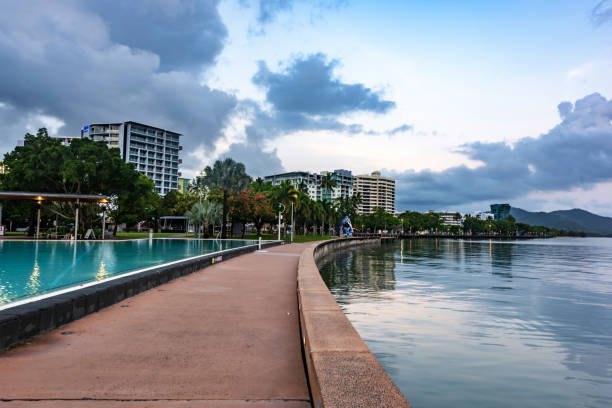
[319,173,337,201]
[351,192,363,213]
[198,158,251,239]
[297,179,308,194]
[311,201,324,235]
[185,201,221,238]
[320,199,337,235]
[274,181,299,237]
[295,190,312,234]
[276,181,299,210]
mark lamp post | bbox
[291,202,294,242]
[73,199,80,241]
[100,199,108,240]
[36,197,42,239]
[278,203,285,241]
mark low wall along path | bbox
[298,238,411,408]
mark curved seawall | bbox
[297,238,410,408]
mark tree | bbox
[319,173,337,201]
[197,158,252,239]
[229,188,274,236]
[110,174,158,235]
[297,179,308,193]
[185,201,222,238]
[172,191,198,216]
[2,129,151,236]
[320,199,336,235]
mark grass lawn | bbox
[5,231,27,236]
[115,232,188,239]
[243,233,331,243]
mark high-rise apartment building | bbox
[264,169,354,201]
[82,122,182,195]
[354,171,396,214]
[319,169,354,201]
[264,171,320,200]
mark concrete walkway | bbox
[0,243,312,407]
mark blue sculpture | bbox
[338,216,354,237]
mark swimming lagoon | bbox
[0,239,260,306]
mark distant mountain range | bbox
[510,208,612,236]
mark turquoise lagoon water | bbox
[0,239,258,305]
[319,238,612,408]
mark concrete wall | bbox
[298,238,411,408]
[0,241,281,352]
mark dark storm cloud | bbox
[0,0,236,175]
[253,53,395,116]
[391,93,612,210]
[224,53,396,175]
[83,0,227,71]
[221,141,285,177]
[592,0,612,25]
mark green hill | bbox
[510,208,612,236]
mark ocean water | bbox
[319,238,612,408]
[0,239,258,305]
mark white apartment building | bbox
[264,171,320,200]
[354,171,396,214]
[82,122,182,195]
[438,211,463,226]
[473,211,494,220]
[264,169,354,202]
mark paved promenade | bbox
[0,243,312,407]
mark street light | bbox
[35,197,43,239]
[291,202,294,242]
[278,203,286,241]
[100,199,108,240]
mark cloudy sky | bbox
[1,0,611,215]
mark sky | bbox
[0,0,611,215]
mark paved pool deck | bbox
[0,243,312,408]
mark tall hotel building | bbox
[354,171,396,214]
[82,122,182,195]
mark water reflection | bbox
[318,238,612,408]
[25,261,41,294]
[95,260,109,281]
[320,243,396,297]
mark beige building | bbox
[355,171,396,214]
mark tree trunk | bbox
[221,190,228,239]
[113,214,119,236]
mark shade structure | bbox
[0,191,110,202]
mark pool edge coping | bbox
[0,239,278,311]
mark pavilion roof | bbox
[0,191,110,202]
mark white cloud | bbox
[566,61,595,81]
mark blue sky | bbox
[0,0,611,214]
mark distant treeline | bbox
[392,211,591,237]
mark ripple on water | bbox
[319,238,612,408]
